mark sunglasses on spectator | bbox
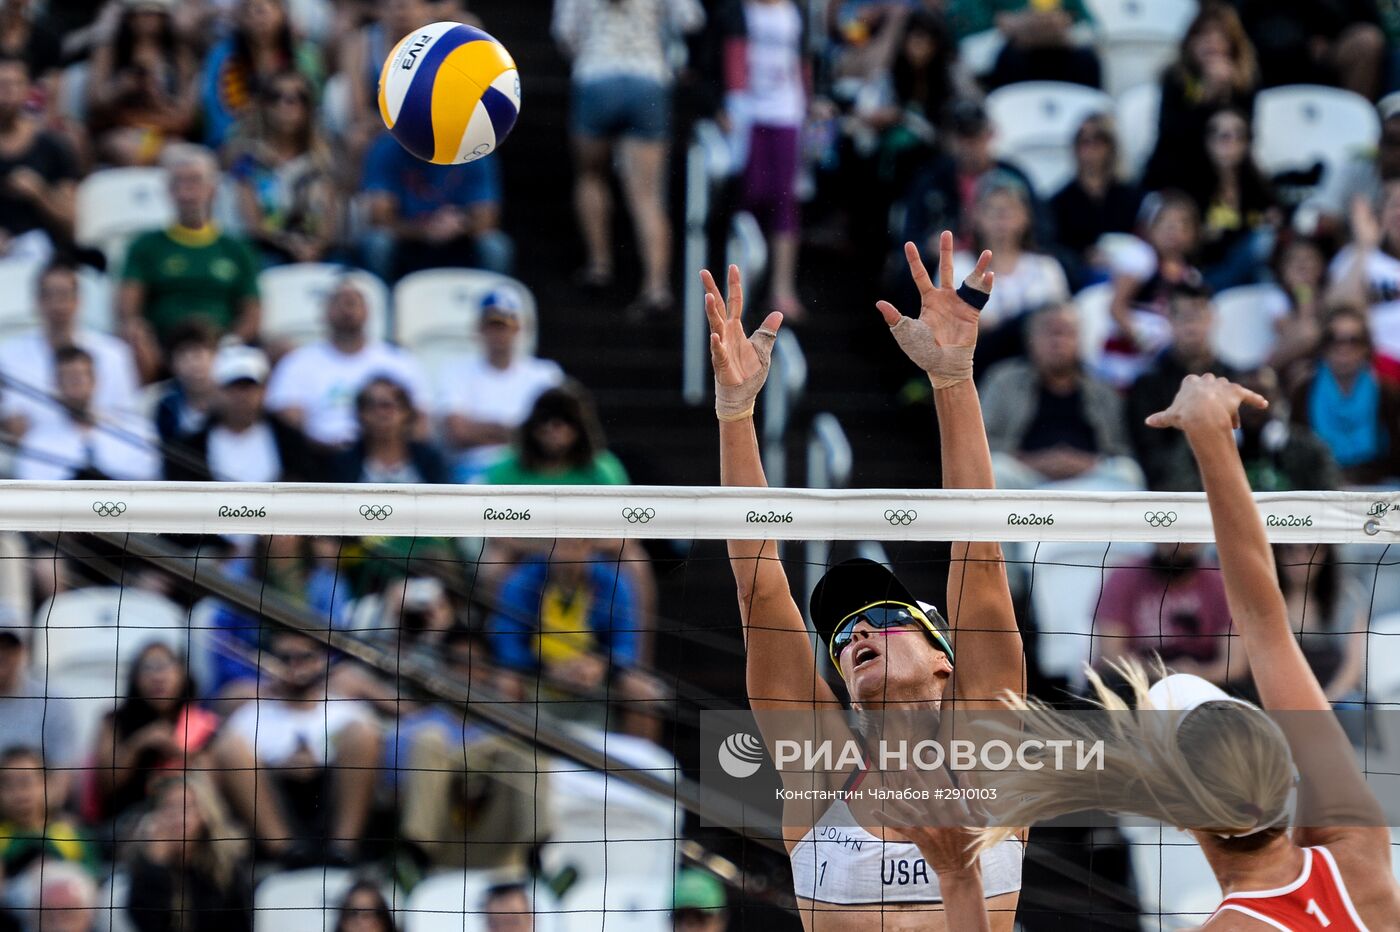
[1327,332,1369,347]
[268,90,309,106]
[361,395,402,410]
[1076,132,1110,146]
[276,649,321,664]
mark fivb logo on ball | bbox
[378,21,521,165]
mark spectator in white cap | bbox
[12,345,160,481]
[437,287,564,481]
[164,344,319,482]
[264,277,430,448]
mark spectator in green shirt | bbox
[485,383,629,486]
[483,384,656,651]
[0,746,99,880]
[948,0,1100,90]
[119,144,261,381]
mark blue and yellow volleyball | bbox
[378,21,521,165]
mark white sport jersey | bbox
[788,799,1025,905]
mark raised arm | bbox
[703,267,838,710]
[1147,375,1324,711]
[876,235,1025,706]
[1147,374,1384,839]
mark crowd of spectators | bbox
[0,0,676,924]
[4,0,1400,926]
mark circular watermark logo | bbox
[717,732,765,779]
[359,504,393,521]
[884,509,917,526]
[92,501,127,517]
[1143,511,1177,528]
[622,507,655,524]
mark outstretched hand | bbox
[702,265,783,422]
[702,265,783,388]
[1145,373,1268,434]
[875,232,993,387]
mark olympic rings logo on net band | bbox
[92,501,127,517]
[884,509,918,526]
[1144,511,1178,528]
[359,504,394,521]
[622,507,656,524]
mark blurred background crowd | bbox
[4,0,1400,928]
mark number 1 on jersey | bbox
[1306,898,1332,926]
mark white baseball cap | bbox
[213,345,270,386]
[1148,673,1295,838]
[1147,673,1256,713]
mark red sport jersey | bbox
[1210,846,1368,930]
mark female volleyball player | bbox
[704,231,1025,931]
[975,373,1400,930]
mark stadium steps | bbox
[465,5,944,728]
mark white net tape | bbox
[3,481,1395,542]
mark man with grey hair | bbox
[981,303,1144,491]
[118,143,261,379]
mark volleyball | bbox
[377,21,521,165]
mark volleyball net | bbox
[4,481,1400,932]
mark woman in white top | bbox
[552,0,704,314]
[704,230,1026,931]
[1328,183,1400,383]
[950,172,1068,372]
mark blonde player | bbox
[976,373,1400,930]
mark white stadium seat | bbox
[1115,82,1161,180]
[1085,0,1197,97]
[1072,282,1114,366]
[75,168,174,265]
[1365,612,1400,705]
[30,587,188,759]
[1024,541,1151,683]
[394,269,537,353]
[254,869,402,932]
[1119,822,1219,929]
[1210,284,1281,371]
[539,727,681,890]
[984,82,1114,198]
[96,869,138,932]
[557,877,672,932]
[958,28,1006,78]
[321,72,352,138]
[405,871,562,932]
[0,258,43,336]
[0,259,117,337]
[1253,85,1380,181]
[393,270,538,385]
[259,263,389,347]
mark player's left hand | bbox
[876,232,992,384]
